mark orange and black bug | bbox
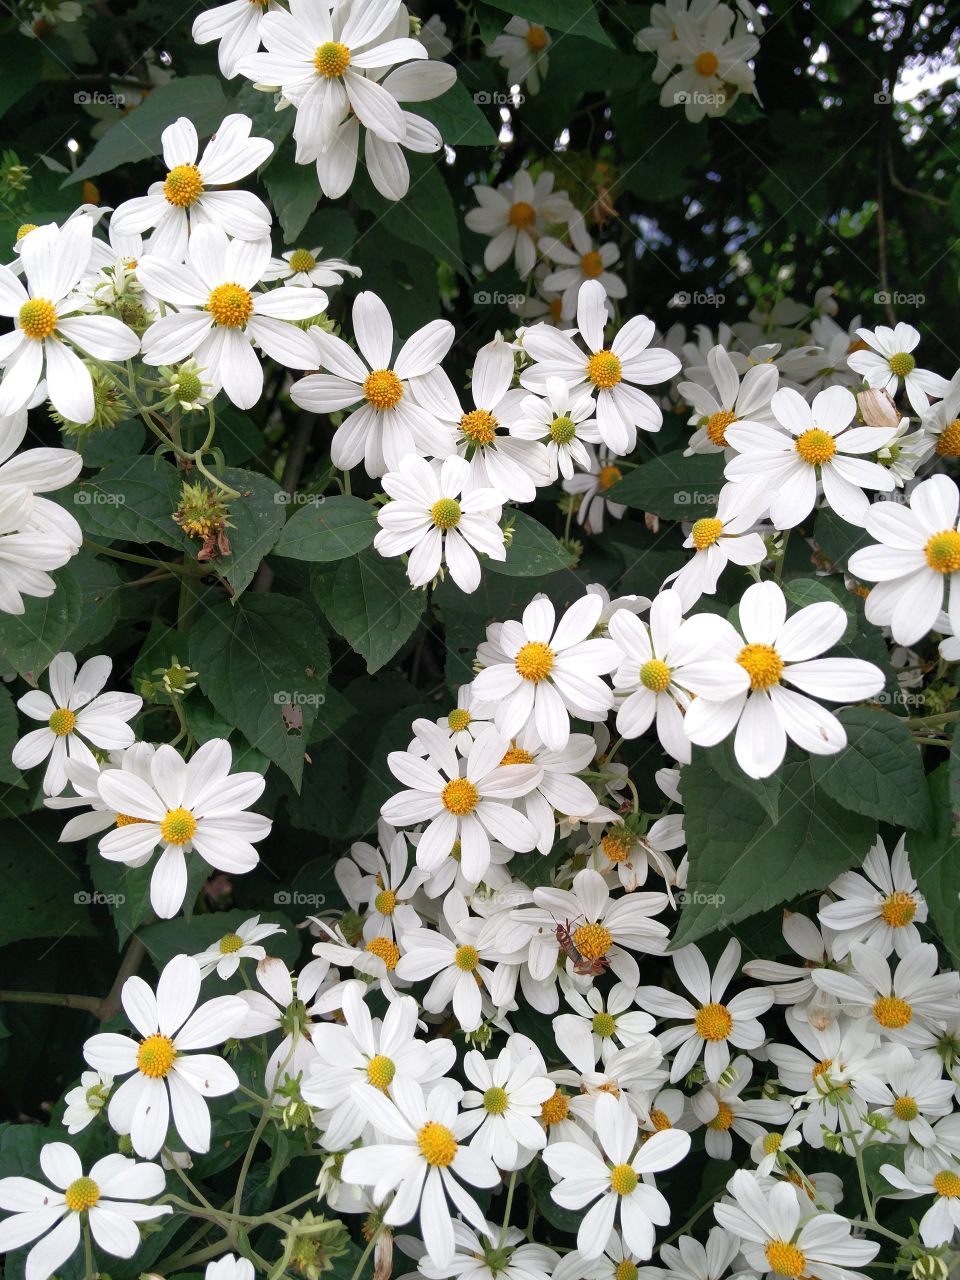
[554,916,610,977]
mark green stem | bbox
[349,1229,379,1280]
[0,990,102,1014]
[83,1220,94,1279]
[83,539,198,575]
[498,1170,518,1247]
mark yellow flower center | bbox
[639,658,671,693]
[873,995,912,1028]
[615,1262,639,1280]
[880,891,917,928]
[549,414,577,445]
[705,408,736,446]
[163,163,204,208]
[441,777,479,815]
[580,250,604,279]
[460,407,499,445]
[763,1132,783,1154]
[572,922,612,960]
[737,643,784,691]
[363,369,403,411]
[430,498,462,530]
[366,1054,396,1091]
[374,888,397,915]
[601,830,635,863]
[508,200,536,229]
[694,1002,733,1041]
[598,463,622,491]
[366,936,400,970]
[893,1095,918,1121]
[64,1176,100,1213]
[691,517,724,550]
[207,282,254,329]
[812,1057,833,1079]
[18,297,58,341]
[707,1100,734,1131]
[586,349,622,389]
[448,708,471,731]
[924,530,960,574]
[288,248,317,273]
[313,40,351,77]
[525,24,549,51]
[888,351,916,377]
[935,420,960,457]
[515,640,555,682]
[649,1107,672,1131]
[417,1120,457,1166]
[695,50,720,77]
[48,706,76,736]
[540,1088,570,1125]
[160,807,197,846]
[592,1011,616,1038]
[218,933,244,954]
[137,1033,176,1078]
[483,1085,509,1115]
[500,745,535,765]
[795,428,837,466]
[455,944,479,972]
[933,1170,960,1198]
[765,1242,806,1278]
[610,1163,638,1195]
[15,222,38,241]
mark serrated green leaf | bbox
[272,495,377,562]
[313,550,424,673]
[606,450,725,518]
[810,707,930,831]
[212,466,286,596]
[66,455,188,551]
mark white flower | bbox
[818,834,927,959]
[62,1069,112,1134]
[192,0,279,77]
[847,322,948,416]
[741,904,843,1026]
[262,244,362,288]
[471,592,621,752]
[460,1041,554,1169]
[110,115,273,260]
[464,170,574,277]
[858,1043,954,1147]
[375,454,505,593]
[486,17,551,93]
[659,8,759,122]
[495,724,597,854]
[848,473,960,646]
[205,1258,255,1280]
[336,820,424,942]
[724,385,897,527]
[12,653,141,797]
[635,1226,742,1280]
[544,1091,691,1260]
[588,813,686,897]
[521,281,681,454]
[539,216,625,321]
[608,589,750,762]
[45,742,155,842]
[290,290,455,477]
[0,485,77,615]
[715,1170,880,1280]
[921,366,960,460]
[83,954,247,1157]
[0,406,82,545]
[690,1055,792,1161]
[513,375,602,480]
[193,914,286,978]
[230,956,329,1094]
[683,580,885,780]
[663,484,768,609]
[137,225,323,410]
[94,738,271,919]
[680,345,779,456]
[879,1159,960,1246]
[0,219,139,423]
[553,980,656,1072]
[637,940,773,1082]
[0,1144,170,1280]
[341,1078,500,1267]
[563,447,628,533]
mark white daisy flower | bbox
[496,724,597,854]
[0,218,140,424]
[543,1091,691,1260]
[513,375,602,480]
[413,685,497,758]
[539,216,626,322]
[879,1159,960,1247]
[683,579,885,780]
[848,473,960,646]
[375,454,505,593]
[382,723,540,882]
[471,591,621,752]
[0,485,77,616]
[587,813,686,897]
[635,1226,742,1280]
[486,17,551,93]
[858,1043,954,1147]
[563,446,628,533]
[464,170,574,278]
[261,244,362,288]
[290,289,455,477]
[554,1228,647,1280]
[608,589,750,762]
[420,1222,558,1280]
[724,385,897,528]
[192,0,279,78]
[45,742,155,843]
[636,939,774,1083]
[205,1258,255,1280]
[335,820,424,943]
[847,322,948,416]
[663,483,768,609]
[83,954,247,1157]
[0,405,82,545]
[521,280,681,454]
[715,1170,880,1280]
[341,1077,500,1268]
[233,956,334,1094]
[690,1055,792,1161]
[817,834,927,959]
[0,1144,170,1280]
[12,652,141,797]
[921,366,960,460]
[62,1069,112,1134]
[460,1041,554,1169]
[659,8,759,122]
[741,902,844,1026]
[193,914,286,979]
[137,225,323,410]
[553,979,656,1073]
[680,344,779,455]
[94,737,272,919]
[110,115,273,260]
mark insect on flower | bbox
[555,915,611,977]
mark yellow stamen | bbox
[525,24,549,51]
[64,1176,100,1213]
[935,420,960,457]
[18,297,58,341]
[163,164,204,208]
[765,1242,806,1278]
[508,201,536,229]
[707,1100,734,1130]
[609,1163,638,1195]
[483,1085,509,1114]
[366,936,400,970]
[592,1011,616,1038]
[540,1088,569,1125]
[500,745,535,765]
[924,530,960,574]
[218,933,244,954]
[888,352,915,377]
[515,641,554,682]
[639,658,671,693]
[454,944,479,972]
[447,708,471,731]
[431,498,461,530]
[48,707,76,736]
[417,1120,457,1166]
[366,1054,396,1091]
[598,464,622,491]
[288,249,317,273]
[694,1002,733,1041]
[737,643,784,691]
[207,282,253,329]
[460,408,498,445]
[695,50,719,77]
[933,1170,960,1197]
[572,922,612,960]
[363,369,403,411]
[160,807,197,846]
[441,778,478,815]
[580,250,604,279]
[795,428,837,466]
[586,349,621,389]
[137,1033,176,1078]
[873,995,913,1029]
[691,517,724,550]
[892,1095,918,1121]
[705,408,736,446]
[313,41,351,77]
[880,891,917,928]
[374,888,397,915]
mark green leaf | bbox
[813,506,873,571]
[481,0,613,47]
[0,821,97,947]
[783,576,857,640]
[674,757,876,946]
[65,76,229,183]
[354,159,464,275]
[810,707,930,831]
[212,466,286,596]
[313,550,424,673]
[184,695,271,774]
[606,450,725,518]
[702,739,781,823]
[67,455,188,551]
[0,38,42,119]
[909,763,960,966]
[189,595,330,789]
[488,511,576,577]
[272,495,377,562]
[263,144,321,243]
[415,80,498,146]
